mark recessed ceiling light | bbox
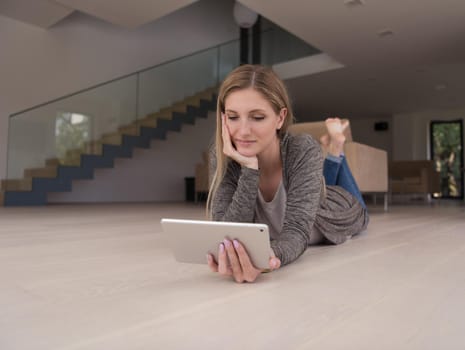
[344,0,365,7]
[377,29,394,37]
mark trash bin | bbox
[184,177,195,202]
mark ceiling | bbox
[0,0,197,29]
[1,0,464,119]
[240,0,465,119]
[0,0,73,28]
[53,0,197,29]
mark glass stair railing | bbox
[1,24,319,206]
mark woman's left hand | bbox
[207,239,281,283]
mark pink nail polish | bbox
[219,243,225,252]
[233,240,239,248]
[223,239,231,248]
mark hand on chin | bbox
[234,145,257,158]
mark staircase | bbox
[1,87,217,206]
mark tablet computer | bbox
[160,218,271,269]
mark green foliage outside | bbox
[55,113,91,164]
[432,122,463,198]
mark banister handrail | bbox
[5,23,318,181]
[9,36,241,118]
[9,22,319,118]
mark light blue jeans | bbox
[323,155,366,209]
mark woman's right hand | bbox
[221,114,259,170]
[206,239,281,283]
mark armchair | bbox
[389,160,441,201]
[288,120,389,210]
[195,119,389,210]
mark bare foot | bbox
[325,117,347,157]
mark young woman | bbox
[206,64,369,283]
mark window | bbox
[55,112,92,164]
[430,120,464,199]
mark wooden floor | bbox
[1,201,464,350]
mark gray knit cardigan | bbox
[211,133,369,266]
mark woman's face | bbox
[223,88,286,158]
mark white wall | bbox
[392,108,465,161]
[7,76,139,178]
[0,0,237,179]
[341,108,465,163]
[350,117,392,157]
[48,112,216,203]
[392,108,465,201]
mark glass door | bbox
[430,120,464,199]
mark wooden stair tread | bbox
[24,166,58,178]
[82,142,103,155]
[1,178,33,191]
[184,96,201,107]
[118,124,140,136]
[100,132,123,145]
[45,158,61,166]
[134,118,157,128]
[171,103,187,113]
[196,88,217,100]
[1,85,218,205]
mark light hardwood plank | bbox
[0,202,464,350]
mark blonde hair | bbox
[206,64,295,218]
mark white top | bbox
[254,180,324,245]
[254,180,287,240]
